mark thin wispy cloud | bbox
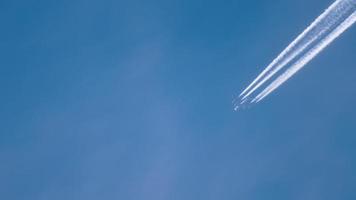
[235,0,356,110]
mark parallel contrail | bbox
[252,11,356,103]
[239,0,345,100]
[235,0,356,110]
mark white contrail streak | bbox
[239,0,344,99]
[252,11,356,103]
[235,0,356,109]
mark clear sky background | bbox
[1,0,356,199]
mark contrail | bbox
[239,0,345,99]
[252,11,356,103]
[235,0,356,110]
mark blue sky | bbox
[1,0,356,199]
